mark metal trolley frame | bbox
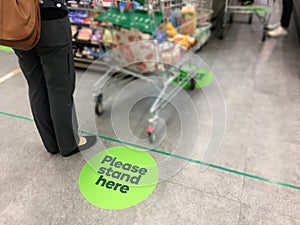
[91,0,213,143]
[219,0,273,41]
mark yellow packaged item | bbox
[166,22,178,37]
[181,4,197,35]
[103,29,114,44]
[171,34,196,49]
[171,35,190,48]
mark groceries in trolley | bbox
[68,0,213,65]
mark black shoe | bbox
[62,136,97,157]
[49,151,59,155]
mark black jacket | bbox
[40,0,68,11]
[40,0,68,20]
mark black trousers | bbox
[281,0,294,28]
[14,16,79,155]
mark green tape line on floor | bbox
[1,111,300,191]
[0,111,34,122]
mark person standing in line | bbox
[268,0,294,37]
[14,0,96,157]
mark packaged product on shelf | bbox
[132,1,143,10]
[103,29,114,44]
[95,48,106,59]
[85,12,100,25]
[69,10,89,24]
[90,29,104,43]
[181,4,197,35]
[102,0,113,7]
[73,45,78,56]
[82,47,90,58]
[116,0,143,11]
[119,1,130,13]
[74,44,105,60]
[71,25,78,37]
[88,47,96,59]
[77,27,92,41]
[69,9,100,26]
[67,0,80,7]
[75,47,83,58]
[68,10,76,22]
[79,0,91,7]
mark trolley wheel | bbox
[248,14,253,24]
[229,14,234,24]
[262,32,267,42]
[190,78,196,90]
[219,27,224,40]
[146,127,155,143]
[95,94,103,116]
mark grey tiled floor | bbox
[1,3,300,225]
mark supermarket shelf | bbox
[71,22,92,28]
[68,6,103,12]
[74,57,109,72]
[72,39,114,46]
[74,57,95,64]
[72,39,101,47]
[70,22,112,29]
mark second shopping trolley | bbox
[219,0,273,41]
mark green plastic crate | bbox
[95,8,163,34]
[135,0,146,4]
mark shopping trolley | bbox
[219,0,273,41]
[90,0,214,143]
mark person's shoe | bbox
[241,0,254,6]
[62,136,97,157]
[268,26,288,37]
[78,136,97,151]
[266,22,280,30]
[49,150,59,155]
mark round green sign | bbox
[79,146,159,210]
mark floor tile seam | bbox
[238,202,300,221]
[166,180,243,205]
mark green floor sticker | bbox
[79,146,159,210]
[166,65,213,90]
